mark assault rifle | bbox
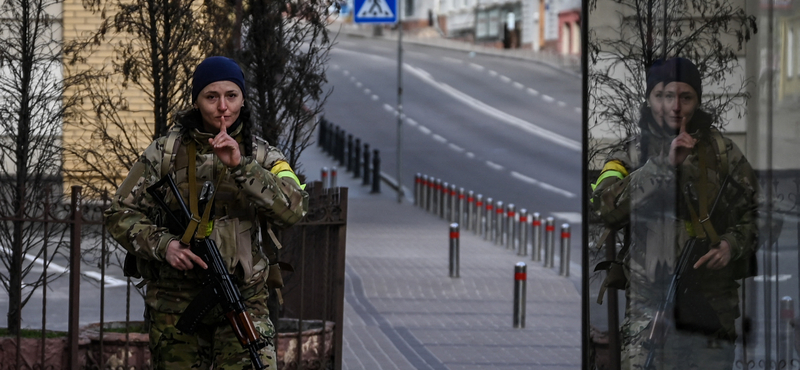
[642,174,730,370]
[147,175,268,370]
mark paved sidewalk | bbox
[301,145,583,370]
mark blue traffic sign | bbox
[354,0,397,24]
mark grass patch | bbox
[102,324,145,334]
[0,328,67,339]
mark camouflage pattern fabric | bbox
[593,128,758,370]
[104,121,307,368]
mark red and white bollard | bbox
[321,167,329,189]
[474,194,484,235]
[513,262,527,328]
[781,296,794,365]
[449,223,460,278]
[560,223,571,277]
[531,212,542,262]
[330,166,338,188]
[506,204,516,250]
[494,201,504,246]
[544,217,555,268]
[484,197,493,240]
[518,209,528,256]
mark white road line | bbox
[406,118,418,126]
[448,143,464,152]
[543,95,555,103]
[332,64,340,70]
[486,161,504,171]
[510,171,575,198]
[575,107,582,114]
[469,63,484,70]
[500,75,511,83]
[418,126,431,134]
[371,94,379,101]
[513,82,524,89]
[383,103,395,113]
[754,274,792,282]
[466,152,475,158]
[432,134,447,143]
[403,64,581,151]
[551,212,582,224]
[489,70,498,76]
[0,246,128,287]
[350,76,356,82]
[442,56,463,64]
[558,101,567,107]
[527,88,539,96]
[343,70,350,75]
[356,82,363,88]
[364,88,371,94]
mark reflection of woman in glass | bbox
[594,58,759,369]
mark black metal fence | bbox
[0,182,347,370]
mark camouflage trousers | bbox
[148,304,277,370]
[621,318,735,370]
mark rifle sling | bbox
[182,140,226,244]
[684,141,720,247]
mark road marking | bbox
[527,88,539,96]
[489,70,498,76]
[466,152,475,158]
[406,118,418,126]
[753,274,792,282]
[551,212,582,224]
[500,75,511,83]
[442,56,463,64]
[332,64,340,70]
[343,70,350,76]
[448,143,464,152]
[383,103,395,113]
[418,126,431,134]
[558,101,567,107]
[486,161,504,171]
[432,134,447,143]
[350,76,356,82]
[543,95,555,103]
[469,63,484,70]
[0,246,128,287]
[371,94,379,101]
[403,64,580,151]
[510,171,576,198]
[356,82,363,88]
[513,82,524,89]
[364,88,371,94]
[575,107,581,114]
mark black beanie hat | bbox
[192,56,246,103]
[644,59,666,99]
[661,57,702,103]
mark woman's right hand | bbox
[165,239,208,271]
[669,131,696,166]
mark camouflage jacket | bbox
[104,121,308,313]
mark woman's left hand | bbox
[209,116,241,168]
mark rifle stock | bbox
[147,175,268,370]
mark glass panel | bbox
[584,1,799,369]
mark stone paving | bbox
[302,145,583,370]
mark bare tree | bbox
[238,0,333,173]
[588,0,757,164]
[0,0,89,334]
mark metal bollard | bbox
[440,181,449,219]
[353,138,361,178]
[560,223,571,276]
[449,184,458,223]
[414,173,421,207]
[318,117,327,149]
[362,144,371,186]
[434,179,442,216]
[466,190,474,231]
[531,212,542,262]
[347,134,354,171]
[484,197,493,240]
[449,223,460,278]
[544,217,555,268]
[458,188,466,228]
[339,131,347,166]
[781,296,794,366]
[506,204,516,250]
[332,126,339,157]
[494,201,504,245]
[371,150,381,193]
[321,167,329,189]
[473,193,482,235]
[330,166,338,188]
[513,262,527,328]
[518,209,528,256]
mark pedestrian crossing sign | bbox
[354,0,397,24]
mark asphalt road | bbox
[322,35,583,271]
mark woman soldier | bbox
[105,56,307,369]
[593,57,759,369]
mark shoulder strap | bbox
[161,125,183,177]
[709,128,728,180]
[254,138,270,168]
